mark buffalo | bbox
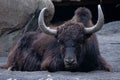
[0,5,111,72]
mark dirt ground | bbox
[0,21,120,80]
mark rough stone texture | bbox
[0,21,120,79]
[0,0,54,35]
[0,0,54,56]
[0,0,37,35]
[0,30,22,56]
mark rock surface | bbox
[0,0,55,56]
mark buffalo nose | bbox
[65,58,75,65]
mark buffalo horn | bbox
[85,5,104,34]
[38,8,57,35]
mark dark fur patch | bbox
[11,34,41,71]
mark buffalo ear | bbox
[54,27,60,38]
[55,34,58,39]
[85,33,92,39]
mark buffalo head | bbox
[38,5,104,69]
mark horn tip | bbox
[43,7,47,11]
[98,4,101,9]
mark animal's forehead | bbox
[58,23,85,41]
[60,23,84,33]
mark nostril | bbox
[70,59,75,63]
[65,59,69,63]
[65,58,75,64]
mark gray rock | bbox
[0,0,55,56]
[0,30,22,56]
[97,21,120,35]
[0,0,54,35]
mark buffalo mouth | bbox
[64,63,78,70]
[64,59,78,70]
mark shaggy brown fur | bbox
[0,7,111,72]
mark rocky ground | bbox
[0,21,120,80]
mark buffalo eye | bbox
[57,39,60,43]
[60,42,65,52]
[77,34,86,43]
[57,39,64,45]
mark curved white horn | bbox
[85,5,104,34]
[38,7,57,35]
